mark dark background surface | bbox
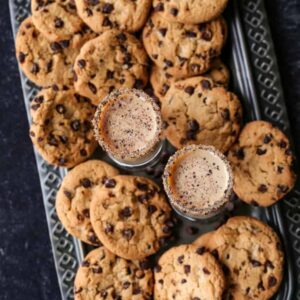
[0,1,299,299]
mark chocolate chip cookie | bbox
[154,244,225,300]
[151,58,230,100]
[56,160,119,245]
[142,12,227,79]
[31,0,84,41]
[90,175,173,260]
[75,0,152,34]
[16,17,95,87]
[161,77,242,152]
[228,120,296,207]
[29,87,97,168]
[74,30,149,105]
[194,216,284,300]
[152,0,229,24]
[74,247,153,300]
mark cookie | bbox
[150,58,230,100]
[56,160,119,245]
[154,244,225,300]
[74,247,153,300]
[29,87,97,168]
[16,17,95,87]
[31,0,84,41]
[161,76,242,152]
[90,175,173,260]
[75,0,152,34]
[194,216,284,300]
[228,120,296,207]
[142,12,227,79]
[74,30,149,105]
[152,0,229,24]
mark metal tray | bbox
[9,0,300,299]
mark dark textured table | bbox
[0,1,299,299]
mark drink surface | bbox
[164,145,233,218]
[94,89,162,162]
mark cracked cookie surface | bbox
[90,175,173,260]
[30,87,97,168]
[74,30,149,105]
[161,76,242,152]
[56,160,119,245]
[228,120,296,207]
[16,17,95,87]
[74,247,153,300]
[194,216,284,300]
[142,12,227,79]
[75,0,152,34]
[152,0,229,24]
[154,244,225,300]
[150,58,230,101]
[31,0,84,41]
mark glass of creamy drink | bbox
[163,144,233,221]
[93,89,163,169]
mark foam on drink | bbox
[163,145,233,219]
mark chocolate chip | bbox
[159,28,167,36]
[191,64,200,73]
[250,259,262,267]
[160,84,170,95]
[59,40,70,48]
[31,63,40,74]
[80,149,87,156]
[147,205,157,214]
[92,266,102,273]
[64,190,72,200]
[123,282,130,289]
[55,104,66,114]
[133,288,141,295]
[258,184,268,193]
[268,276,277,288]
[185,30,197,37]
[211,249,219,259]
[80,178,92,188]
[105,223,114,234]
[50,42,62,52]
[77,59,86,69]
[201,80,212,90]
[184,265,191,274]
[285,149,292,156]
[102,16,112,27]
[88,82,97,94]
[81,260,90,267]
[100,290,107,298]
[277,166,284,174]
[265,260,274,270]
[181,279,187,284]
[202,29,213,41]
[116,32,127,42]
[46,59,52,72]
[164,59,173,67]
[71,120,80,131]
[154,264,162,272]
[75,287,83,294]
[196,246,206,255]
[158,279,164,284]
[203,267,210,275]
[137,182,148,191]
[188,119,200,132]
[256,148,267,155]
[192,298,200,300]
[221,108,230,120]
[102,3,114,13]
[137,194,149,203]
[54,17,64,28]
[104,178,116,188]
[278,140,287,148]
[277,184,289,194]
[184,86,195,95]
[88,234,99,244]
[18,52,25,63]
[119,207,132,218]
[170,7,178,16]
[82,209,90,218]
[177,255,184,264]
[154,3,164,11]
[264,134,273,144]
[48,134,58,146]
[122,228,134,240]
[234,148,245,160]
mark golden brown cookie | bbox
[90,175,173,260]
[194,216,284,300]
[161,77,242,153]
[154,244,225,300]
[75,0,152,33]
[152,0,229,24]
[56,160,119,245]
[74,247,153,300]
[142,12,227,79]
[29,87,97,168]
[228,120,296,207]
[74,30,149,105]
[150,58,230,100]
[15,17,95,87]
